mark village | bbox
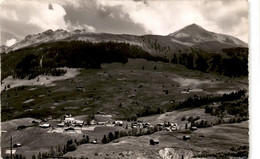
[37,112,185,137]
[6,111,199,156]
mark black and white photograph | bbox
[0,0,253,158]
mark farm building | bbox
[39,123,50,128]
[190,126,197,131]
[90,119,97,125]
[13,143,22,148]
[64,117,75,124]
[5,150,16,155]
[114,120,123,126]
[183,135,191,140]
[57,122,65,127]
[150,139,160,145]
[75,120,84,127]
[97,122,106,125]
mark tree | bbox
[67,143,77,152]
[114,131,119,139]
[108,132,114,142]
[157,107,161,114]
[102,135,108,144]
[205,106,213,114]
[80,138,89,144]
[131,115,137,121]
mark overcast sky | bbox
[0,0,248,46]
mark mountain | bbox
[168,24,248,51]
[2,24,247,54]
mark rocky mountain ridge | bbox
[1,24,247,54]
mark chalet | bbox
[144,123,150,128]
[13,143,22,148]
[190,126,197,131]
[97,122,106,125]
[96,111,106,115]
[183,135,191,140]
[90,119,97,125]
[65,127,75,131]
[114,120,123,126]
[39,123,50,128]
[57,122,65,127]
[75,120,84,127]
[64,114,72,118]
[64,117,75,124]
[150,139,159,145]
[91,140,97,144]
[171,126,178,131]
[157,123,164,127]
[5,150,16,155]
[32,120,40,124]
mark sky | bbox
[0,0,248,46]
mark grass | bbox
[1,59,248,158]
[1,59,248,122]
[63,122,248,159]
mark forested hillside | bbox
[1,41,248,81]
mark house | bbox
[32,120,40,124]
[114,120,123,126]
[75,120,84,127]
[190,126,197,131]
[64,117,75,124]
[5,150,16,155]
[97,122,106,125]
[90,119,97,125]
[65,127,75,131]
[13,143,22,148]
[171,126,178,131]
[183,135,191,140]
[91,140,97,144]
[39,123,50,128]
[157,123,164,127]
[144,123,150,128]
[57,122,65,127]
[150,139,159,145]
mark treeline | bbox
[205,97,248,117]
[127,90,247,120]
[1,41,167,80]
[177,89,247,110]
[1,42,248,80]
[195,145,248,159]
[171,47,248,77]
[102,126,160,144]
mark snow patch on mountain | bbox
[170,38,194,46]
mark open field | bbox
[64,122,248,159]
[1,59,248,121]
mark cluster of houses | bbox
[157,122,179,131]
[131,121,152,129]
[38,114,125,130]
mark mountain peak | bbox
[168,23,207,37]
[168,23,247,48]
[184,23,205,30]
